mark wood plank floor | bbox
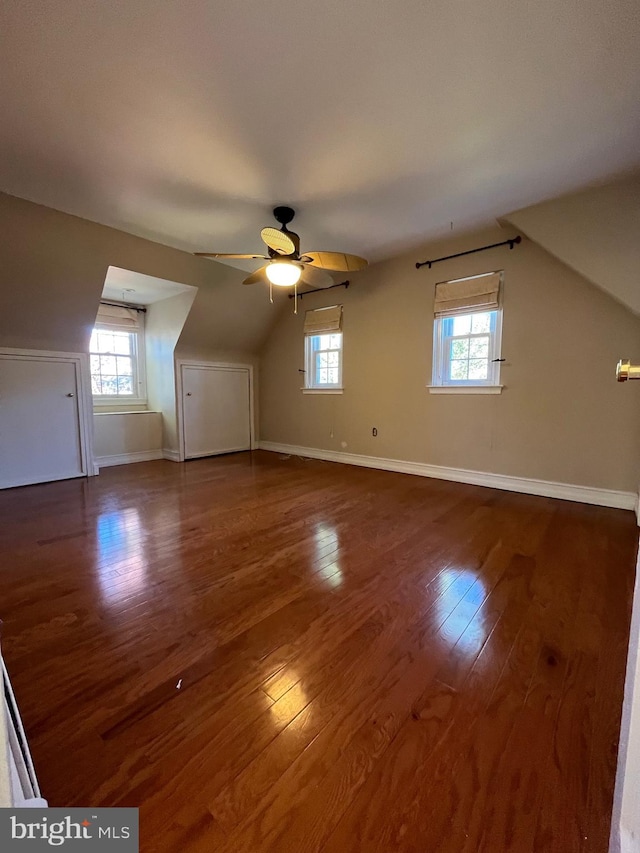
[0,450,637,852]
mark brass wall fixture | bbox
[616,359,640,381]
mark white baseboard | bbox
[162,448,182,462]
[95,449,164,469]
[258,441,636,511]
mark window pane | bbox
[318,335,332,349]
[451,339,469,359]
[113,332,131,355]
[319,353,328,367]
[100,376,119,395]
[471,312,491,333]
[329,334,342,349]
[318,368,328,384]
[90,355,101,373]
[91,376,102,395]
[468,359,488,380]
[97,332,114,353]
[101,355,117,374]
[117,376,133,394]
[327,368,338,384]
[469,337,489,359]
[90,331,99,352]
[450,360,468,380]
[116,356,133,376]
[327,351,339,367]
[452,315,471,336]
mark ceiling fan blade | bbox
[260,227,296,256]
[303,251,368,272]
[300,265,334,289]
[194,252,268,259]
[242,266,270,285]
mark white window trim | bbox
[303,332,343,392]
[91,322,147,407]
[428,385,503,395]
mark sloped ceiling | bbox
[0,192,286,355]
[504,175,640,316]
[1,0,639,264]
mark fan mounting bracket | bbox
[273,206,296,228]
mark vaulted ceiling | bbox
[1,0,639,263]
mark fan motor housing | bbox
[273,206,296,227]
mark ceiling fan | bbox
[195,206,368,292]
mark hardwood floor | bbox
[0,450,637,852]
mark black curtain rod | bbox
[415,236,522,270]
[100,299,147,313]
[288,280,350,299]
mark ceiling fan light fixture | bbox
[266,260,302,287]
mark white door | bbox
[182,365,251,459]
[0,356,85,489]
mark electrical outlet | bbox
[372,427,378,437]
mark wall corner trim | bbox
[257,441,637,510]
[162,448,182,462]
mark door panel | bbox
[182,366,251,459]
[0,357,84,488]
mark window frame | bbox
[90,322,147,407]
[304,331,343,392]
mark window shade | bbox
[303,305,343,335]
[96,303,141,329]
[434,273,500,316]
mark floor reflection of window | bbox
[436,567,488,656]
[96,507,148,605]
[313,522,343,588]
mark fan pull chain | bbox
[269,281,273,304]
[294,281,298,314]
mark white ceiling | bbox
[1,0,639,266]
[102,266,196,305]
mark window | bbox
[303,305,344,392]
[431,272,503,391]
[305,332,343,389]
[90,303,146,404]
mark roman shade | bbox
[96,303,141,329]
[434,273,500,316]
[303,305,343,335]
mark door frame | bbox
[175,359,256,462]
[0,347,97,483]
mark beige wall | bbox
[93,412,162,460]
[505,173,640,316]
[259,226,640,493]
[145,291,196,452]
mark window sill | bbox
[301,388,344,395]
[94,410,160,415]
[427,385,503,395]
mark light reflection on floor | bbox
[96,506,148,604]
[313,522,343,588]
[436,567,488,655]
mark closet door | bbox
[0,355,85,489]
[182,365,251,459]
